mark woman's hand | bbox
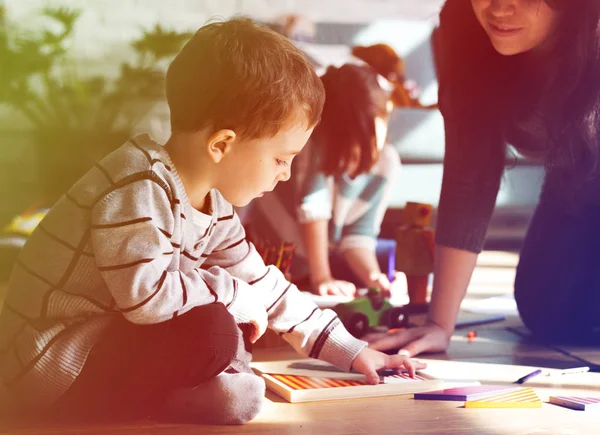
[364,246,479,357]
[364,321,452,358]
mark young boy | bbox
[0,18,423,425]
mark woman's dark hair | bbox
[314,64,389,176]
[437,0,600,180]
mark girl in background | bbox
[247,63,401,297]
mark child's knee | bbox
[180,303,239,349]
[187,303,238,332]
[169,304,240,381]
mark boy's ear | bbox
[207,129,237,163]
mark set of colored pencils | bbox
[254,239,296,278]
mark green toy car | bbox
[332,288,411,338]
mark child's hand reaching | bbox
[368,272,405,297]
[368,272,392,297]
[312,277,356,297]
[351,347,427,385]
[230,283,269,344]
[248,308,268,343]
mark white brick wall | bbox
[6,0,236,63]
[7,1,445,24]
[6,1,444,60]
[1,1,445,181]
[2,1,443,134]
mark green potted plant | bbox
[0,7,192,202]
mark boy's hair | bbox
[166,17,324,138]
[314,64,390,176]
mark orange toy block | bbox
[395,202,435,304]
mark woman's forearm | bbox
[428,245,478,331]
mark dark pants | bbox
[47,303,243,422]
[514,194,600,345]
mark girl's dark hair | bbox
[314,64,389,176]
[437,0,600,180]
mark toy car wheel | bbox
[343,312,370,338]
[383,307,408,329]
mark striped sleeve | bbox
[91,175,263,325]
[206,211,367,371]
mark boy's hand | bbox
[351,347,427,385]
[248,308,268,343]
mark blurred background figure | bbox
[246,63,400,297]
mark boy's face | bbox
[217,121,313,207]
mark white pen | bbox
[544,367,590,376]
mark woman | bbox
[246,63,401,297]
[371,0,600,356]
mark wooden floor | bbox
[1,252,600,434]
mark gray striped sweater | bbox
[0,134,367,410]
